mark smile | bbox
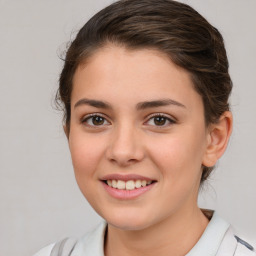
[100,174,157,199]
[104,179,153,190]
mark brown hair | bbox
[56,0,232,182]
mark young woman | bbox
[34,0,254,255]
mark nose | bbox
[106,124,145,167]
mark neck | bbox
[104,207,209,256]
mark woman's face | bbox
[68,45,211,230]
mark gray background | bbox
[0,1,255,255]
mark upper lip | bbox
[100,174,155,182]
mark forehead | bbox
[72,45,202,111]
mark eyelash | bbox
[145,113,176,127]
[80,113,176,128]
[81,113,110,128]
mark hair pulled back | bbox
[57,0,232,183]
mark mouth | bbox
[103,179,156,190]
[100,174,157,199]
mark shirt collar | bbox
[73,211,230,256]
[73,221,107,256]
[186,211,230,256]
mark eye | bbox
[145,114,176,127]
[81,114,110,127]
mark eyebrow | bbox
[136,98,186,110]
[74,98,186,110]
[74,98,112,109]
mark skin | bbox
[67,45,232,256]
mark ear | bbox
[202,111,233,167]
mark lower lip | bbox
[101,181,156,200]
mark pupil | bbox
[154,116,166,126]
[93,116,104,125]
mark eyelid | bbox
[144,113,176,127]
[80,112,176,128]
[81,113,111,127]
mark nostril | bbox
[108,157,140,167]
[105,134,145,165]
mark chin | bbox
[102,209,155,231]
[108,218,151,231]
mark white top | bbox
[33,212,255,256]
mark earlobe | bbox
[202,111,233,167]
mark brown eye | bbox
[92,116,104,125]
[154,116,167,126]
[82,114,110,127]
[146,114,176,127]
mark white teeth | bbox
[117,180,126,190]
[105,179,153,190]
[141,180,147,187]
[135,180,142,188]
[126,180,135,190]
[112,180,117,188]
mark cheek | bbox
[68,131,105,178]
[147,130,206,180]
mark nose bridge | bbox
[106,121,144,166]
